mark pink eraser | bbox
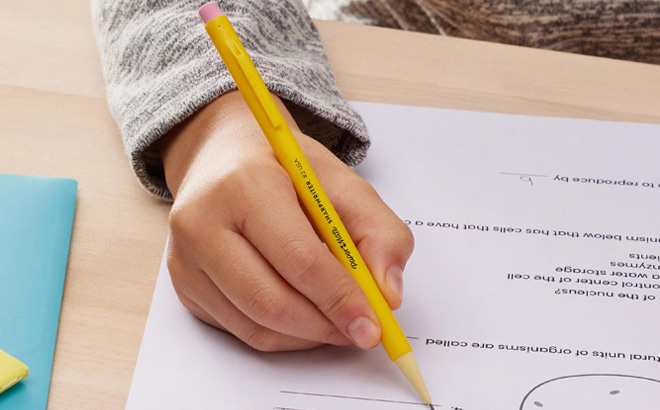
[199,2,223,23]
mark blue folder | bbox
[0,175,77,409]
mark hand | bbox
[160,91,414,352]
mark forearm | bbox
[92,0,369,200]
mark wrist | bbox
[160,91,263,197]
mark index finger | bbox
[235,177,382,349]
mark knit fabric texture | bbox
[93,0,659,198]
[92,0,369,200]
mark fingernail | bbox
[385,266,403,301]
[347,316,380,349]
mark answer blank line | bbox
[274,407,314,410]
[499,172,549,177]
[280,390,439,407]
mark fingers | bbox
[197,229,351,347]
[322,172,415,310]
[237,176,382,349]
[166,126,411,353]
[168,254,322,352]
[297,136,415,310]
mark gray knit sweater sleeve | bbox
[91,0,369,200]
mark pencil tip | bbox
[429,405,435,410]
[393,352,432,405]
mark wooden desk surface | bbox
[1,1,659,409]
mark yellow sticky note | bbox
[0,349,29,394]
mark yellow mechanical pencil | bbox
[199,2,432,406]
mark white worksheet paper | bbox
[126,102,660,410]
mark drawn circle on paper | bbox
[519,374,660,410]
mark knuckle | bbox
[166,253,189,289]
[394,221,415,256]
[174,289,192,310]
[349,177,381,205]
[168,203,187,237]
[223,162,289,198]
[216,167,250,199]
[244,286,286,325]
[173,288,201,318]
[168,201,199,241]
[169,176,240,239]
[320,284,358,320]
[244,326,278,352]
[348,209,377,235]
[282,242,319,283]
[266,166,296,192]
[320,324,346,345]
[230,166,295,233]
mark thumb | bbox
[333,180,415,310]
[354,220,414,310]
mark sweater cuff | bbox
[93,0,369,200]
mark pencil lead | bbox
[428,404,435,410]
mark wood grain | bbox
[1,1,659,409]
[316,20,660,124]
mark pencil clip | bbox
[231,40,283,130]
